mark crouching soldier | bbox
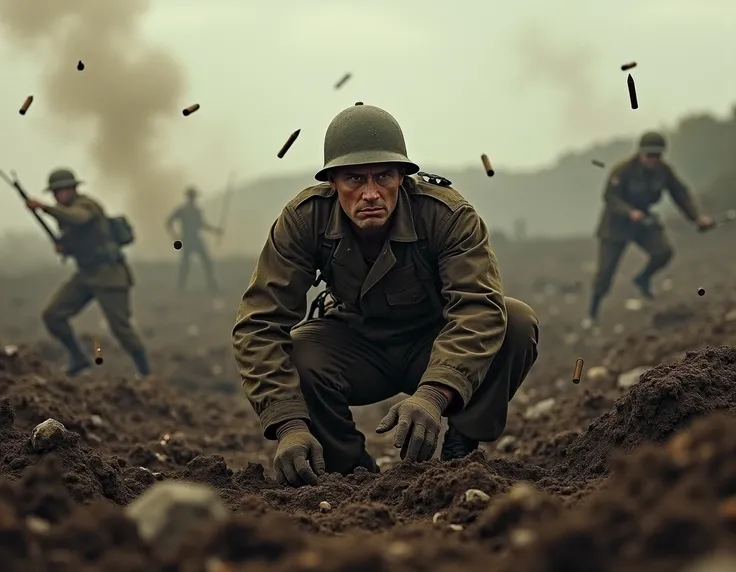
[232,104,539,487]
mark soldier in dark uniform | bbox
[165,187,221,292]
[24,168,151,378]
[233,103,540,487]
[584,132,714,327]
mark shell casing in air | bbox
[182,103,200,116]
[621,62,637,71]
[335,73,352,90]
[572,358,584,384]
[94,339,103,364]
[591,159,606,168]
[481,154,494,177]
[627,74,638,109]
[277,129,301,159]
[19,96,33,115]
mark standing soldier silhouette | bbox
[166,186,222,292]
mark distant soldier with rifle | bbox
[583,132,715,328]
[12,168,151,378]
[165,186,222,293]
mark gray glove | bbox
[375,384,450,462]
[274,419,325,487]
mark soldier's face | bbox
[639,152,662,169]
[53,188,75,205]
[330,164,402,232]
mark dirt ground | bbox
[1,220,736,571]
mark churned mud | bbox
[1,223,736,571]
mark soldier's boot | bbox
[58,334,91,377]
[632,274,654,300]
[440,424,479,461]
[130,349,151,379]
[582,294,602,329]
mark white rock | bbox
[2,345,18,357]
[449,524,464,531]
[25,516,50,534]
[624,298,644,311]
[524,398,556,420]
[319,501,331,513]
[496,435,518,453]
[510,528,537,547]
[90,415,104,427]
[617,366,650,389]
[586,366,609,382]
[31,419,68,452]
[464,489,491,503]
[124,481,227,552]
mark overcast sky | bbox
[1,0,735,235]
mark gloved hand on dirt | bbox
[274,419,325,487]
[375,384,451,463]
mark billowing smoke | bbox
[512,24,642,142]
[0,0,188,257]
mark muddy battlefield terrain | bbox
[1,220,736,571]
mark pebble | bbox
[510,528,537,547]
[617,366,650,389]
[90,415,104,427]
[464,489,491,503]
[124,481,228,552]
[2,345,18,357]
[624,298,644,311]
[586,366,608,382]
[449,524,464,531]
[496,435,518,453]
[25,515,50,534]
[684,555,736,572]
[524,398,556,420]
[319,501,331,513]
[386,541,413,559]
[31,419,68,452]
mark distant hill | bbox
[203,106,736,256]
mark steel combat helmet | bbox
[315,103,419,181]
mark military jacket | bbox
[596,156,700,239]
[232,175,507,436]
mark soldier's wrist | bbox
[275,418,309,440]
[415,384,452,414]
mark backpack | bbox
[108,216,135,247]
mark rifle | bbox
[0,169,65,259]
[698,209,736,232]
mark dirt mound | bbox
[563,345,736,479]
[513,413,736,572]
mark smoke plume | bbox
[0,0,188,257]
[512,24,643,142]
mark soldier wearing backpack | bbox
[24,168,151,378]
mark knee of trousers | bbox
[289,333,334,394]
[649,248,673,266]
[503,297,540,352]
[41,307,65,331]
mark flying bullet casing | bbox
[277,129,301,158]
[19,96,33,115]
[183,103,200,116]
[481,154,494,177]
